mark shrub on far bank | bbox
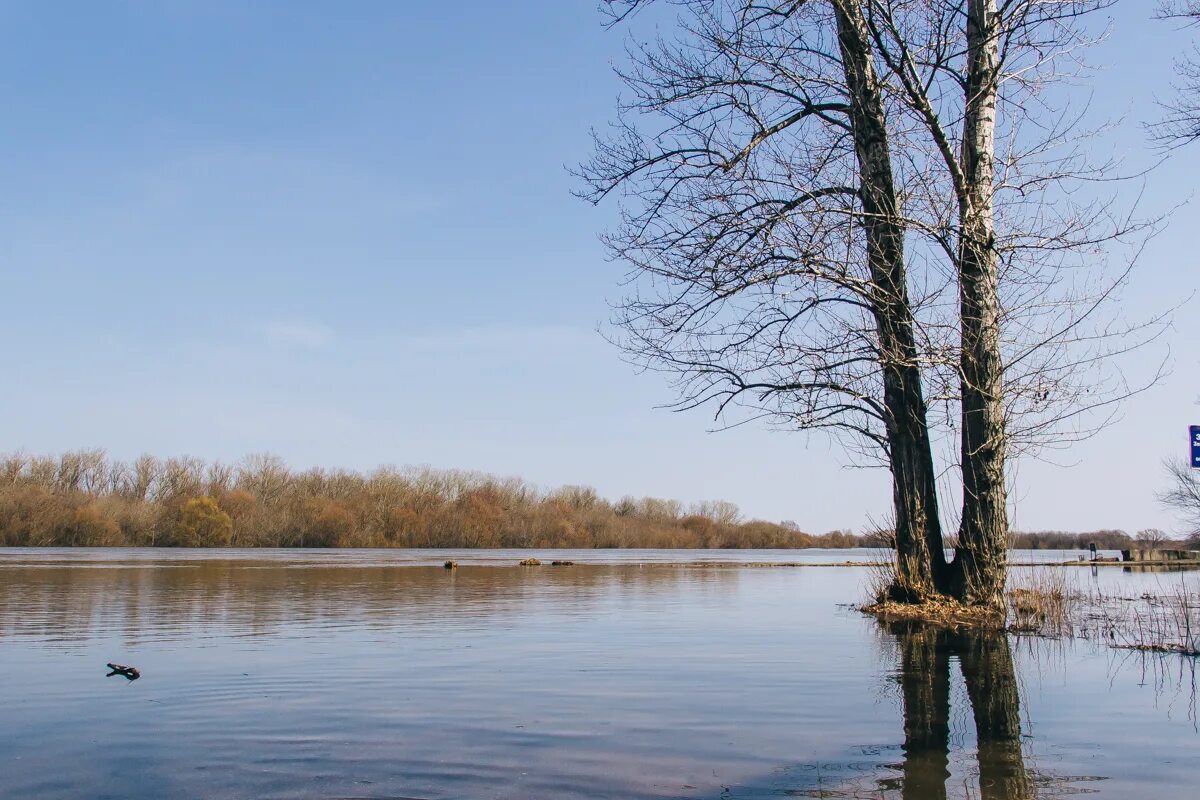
[171,497,233,547]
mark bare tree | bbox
[585,0,1159,608]
[1160,459,1200,543]
[0,454,27,487]
[957,0,1008,604]
[1156,1,1200,145]
[106,459,131,496]
[27,455,56,487]
[130,454,161,502]
[237,453,290,506]
[1135,527,1170,548]
[205,461,236,497]
[56,451,84,493]
[78,449,108,495]
[581,0,952,597]
[861,0,1166,605]
[837,0,955,595]
[689,499,743,525]
[158,457,205,503]
[862,0,1012,604]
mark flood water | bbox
[0,549,1195,799]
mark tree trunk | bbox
[832,0,947,599]
[951,0,1008,608]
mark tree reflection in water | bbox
[887,621,1032,800]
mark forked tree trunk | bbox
[950,0,1009,608]
[832,0,947,599]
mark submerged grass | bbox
[1085,577,1200,657]
[861,557,1199,657]
[1007,567,1076,636]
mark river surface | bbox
[0,548,1194,799]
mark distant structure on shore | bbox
[1122,548,1200,564]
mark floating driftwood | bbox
[106,663,140,681]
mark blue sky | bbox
[1,1,1197,534]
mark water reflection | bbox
[1,554,1195,800]
[886,622,1031,800]
[0,559,741,648]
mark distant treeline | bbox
[1009,530,1149,551]
[0,450,875,549]
[1,451,1165,550]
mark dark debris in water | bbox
[105,662,140,681]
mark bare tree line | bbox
[0,450,875,549]
[0,450,1169,549]
[582,0,1169,610]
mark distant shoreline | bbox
[5,545,1182,572]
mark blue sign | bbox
[1192,425,1200,469]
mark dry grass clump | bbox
[1006,567,1077,636]
[861,597,1005,630]
[863,557,928,604]
[859,558,1006,629]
